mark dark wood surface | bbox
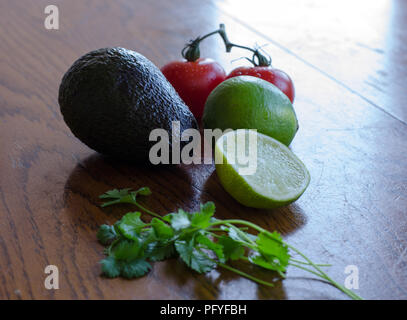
[0,0,406,300]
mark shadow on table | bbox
[156,171,307,300]
[63,152,196,222]
[62,152,306,300]
[161,257,287,299]
[201,170,307,237]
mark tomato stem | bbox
[218,24,271,67]
[181,24,272,66]
[182,29,222,62]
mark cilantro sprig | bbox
[97,188,362,300]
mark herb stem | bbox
[210,219,264,232]
[209,219,362,300]
[133,202,164,220]
[286,243,362,300]
[225,223,257,248]
[207,227,248,232]
[218,263,275,287]
[290,259,331,267]
[288,263,328,279]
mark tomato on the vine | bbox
[161,58,226,120]
[162,23,295,120]
[227,66,295,103]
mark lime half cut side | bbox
[215,130,310,209]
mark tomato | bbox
[161,58,226,120]
[226,66,295,103]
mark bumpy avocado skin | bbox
[58,47,198,162]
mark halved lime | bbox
[215,130,310,209]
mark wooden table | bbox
[1,0,406,300]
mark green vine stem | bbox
[181,24,271,66]
[217,24,271,66]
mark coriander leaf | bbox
[121,259,152,279]
[117,212,146,241]
[135,228,158,257]
[100,256,121,278]
[249,252,287,277]
[248,231,289,277]
[217,236,245,261]
[175,239,216,273]
[196,234,225,263]
[112,239,141,261]
[200,202,215,215]
[228,225,256,247]
[151,218,174,239]
[246,233,258,242]
[97,224,117,245]
[101,196,135,207]
[113,220,122,235]
[190,213,211,228]
[99,188,136,207]
[256,231,289,267]
[146,242,176,262]
[171,209,191,231]
[99,188,132,200]
[201,201,215,216]
[99,188,152,207]
[190,202,215,228]
[162,214,172,223]
[139,228,157,248]
[136,187,152,196]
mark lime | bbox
[203,76,298,146]
[215,130,310,209]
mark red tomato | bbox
[227,66,295,103]
[161,58,226,120]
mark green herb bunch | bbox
[97,188,361,300]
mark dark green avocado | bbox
[58,47,198,162]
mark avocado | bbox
[58,47,198,162]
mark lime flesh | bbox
[215,130,310,209]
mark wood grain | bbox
[0,0,406,299]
